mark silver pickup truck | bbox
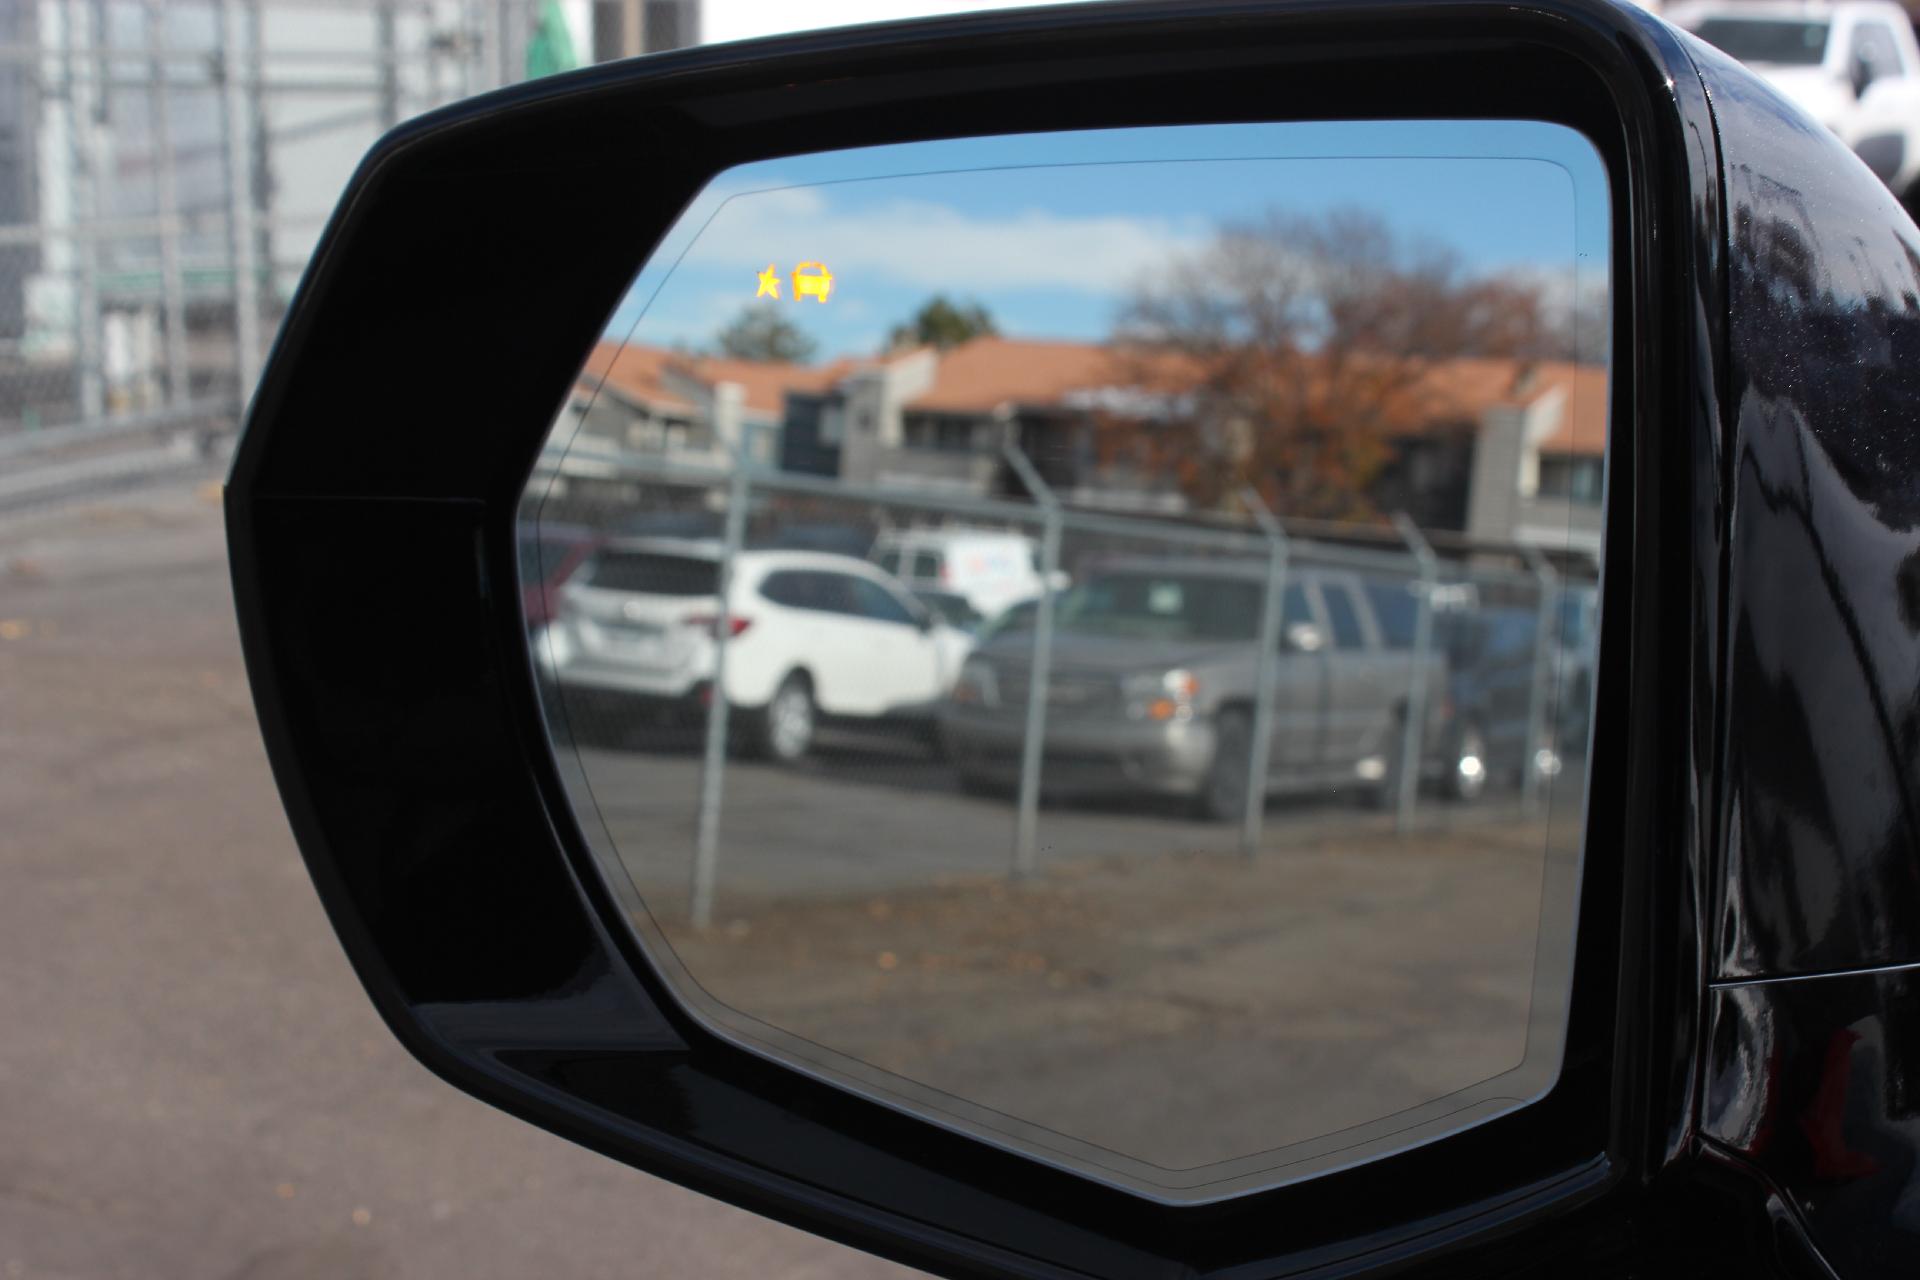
[938,557,1454,820]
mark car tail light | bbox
[683,613,752,638]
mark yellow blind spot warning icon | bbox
[793,261,834,303]
[755,264,781,300]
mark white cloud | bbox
[681,184,1207,295]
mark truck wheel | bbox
[1196,707,1254,823]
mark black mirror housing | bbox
[225,2,1920,1276]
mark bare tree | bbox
[1104,208,1560,519]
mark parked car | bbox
[970,591,1049,643]
[1434,604,1548,798]
[538,538,970,759]
[516,522,598,628]
[909,586,987,635]
[1673,0,1920,209]
[938,559,1453,819]
[1551,582,1600,761]
[870,526,1062,619]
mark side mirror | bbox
[1851,52,1875,97]
[223,1,1910,1275]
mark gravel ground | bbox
[0,480,918,1280]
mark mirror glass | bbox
[519,120,1609,1202]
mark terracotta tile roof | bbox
[693,352,867,415]
[582,341,865,417]
[904,337,1128,413]
[1521,362,1609,457]
[1370,357,1524,436]
[900,339,1605,456]
[582,342,698,414]
[582,337,1607,455]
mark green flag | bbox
[524,0,578,80]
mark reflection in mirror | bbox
[519,121,1609,1202]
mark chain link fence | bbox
[524,434,1599,930]
[0,0,552,503]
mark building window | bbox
[903,413,982,453]
[1536,454,1603,505]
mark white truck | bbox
[1672,1,1920,209]
[869,527,1065,621]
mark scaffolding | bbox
[0,0,554,454]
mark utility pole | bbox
[62,0,103,422]
[594,1,646,60]
[476,0,501,93]
[145,0,188,408]
[244,0,272,328]
[215,0,262,415]
[495,0,518,85]
[376,0,399,129]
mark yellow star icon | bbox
[755,264,781,300]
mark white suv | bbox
[536,538,970,760]
[870,527,1063,621]
[1674,1,1920,208]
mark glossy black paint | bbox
[1704,971,1920,1278]
[1693,34,1920,983]
[219,0,1918,1275]
[1671,31,1920,1279]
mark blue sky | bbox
[605,120,1610,360]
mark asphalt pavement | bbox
[0,479,919,1280]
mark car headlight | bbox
[1123,669,1197,722]
[953,656,999,707]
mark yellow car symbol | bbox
[792,261,834,303]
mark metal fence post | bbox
[1520,545,1561,815]
[1001,441,1059,878]
[375,0,400,129]
[215,0,263,413]
[690,411,754,930]
[62,0,104,423]
[1240,487,1289,857]
[1392,514,1437,835]
[144,0,190,409]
